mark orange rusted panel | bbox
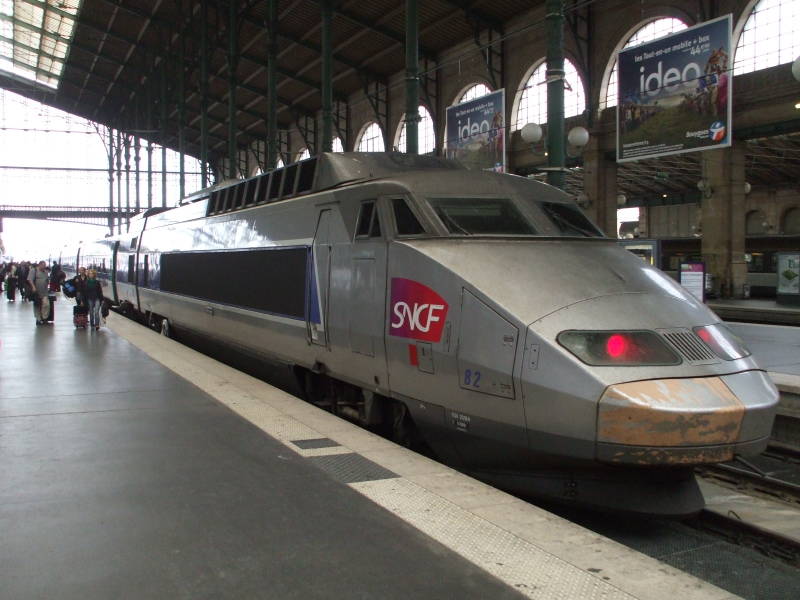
[597,377,745,446]
[599,444,735,465]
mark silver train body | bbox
[62,153,779,515]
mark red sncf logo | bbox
[389,278,449,342]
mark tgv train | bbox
[59,153,779,515]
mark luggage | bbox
[46,294,56,322]
[73,304,88,328]
[62,279,76,298]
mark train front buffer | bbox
[523,293,780,469]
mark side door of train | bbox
[344,198,390,391]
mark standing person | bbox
[27,261,51,325]
[17,261,29,301]
[74,266,88,308]
[84,269,105,331]
[4,262,17,301]
[49,262,65,293]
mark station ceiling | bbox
[1,1,798,205]
[0,0,531,158]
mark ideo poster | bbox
[445,89,505,173]
[617,15,732,162]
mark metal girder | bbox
[92,0,337,117]
[304,0,437,62]
[295,113,317,156]
[443,0,504,32]
[333,99,350,150]
[56,53,229,148]
[93,0,164,119]
[281,1,451,114]
[566,0,590,119]
[361,75,388,148]
[73,2,120,111]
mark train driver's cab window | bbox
[428,197,536,236]
[392,198,425,236]
[355,201,382,239]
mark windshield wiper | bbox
[545,209,599,237]
[442,213,472,235]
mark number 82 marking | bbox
[463,369,481,388]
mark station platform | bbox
[0,298,741,600]
[709,298,800,326]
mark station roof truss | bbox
[613,133,800,206]
[0,0,533,163]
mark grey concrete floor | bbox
[0,297,522,600]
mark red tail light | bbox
[558,331,681,366]
[694,324,750,360]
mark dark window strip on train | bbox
[206,157,318,217]
[159,247,308,319]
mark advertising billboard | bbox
[445,89,505,172]
[617,15,732,163]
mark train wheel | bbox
[160,318,171,338]
[391,402,422,449]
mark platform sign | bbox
[680,262,705,302]
[445,89,506,173]
[617,15,732,163]
[777,253,800,305]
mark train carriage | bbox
[63,153,779,515]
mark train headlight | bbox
[557,330,681,366]
[693,324,751,361]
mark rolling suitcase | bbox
[73,305,88,328]
[46,294,56,322]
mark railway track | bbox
[693,443,800,567]
[689,508,800,568]
[697,445,800,508]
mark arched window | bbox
[296,148,310,161]
[782,207,800,234]
[355,122,385,152]
[514,58,585,131]
[603,18,688,110]
[395,105,436,154]
[734,0,800,75]
[332,137,344,152]
[276,156,285,168]
[745,209,768,235]
[455,83,492,105]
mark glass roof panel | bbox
[0,0,82,90]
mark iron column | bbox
[228,0,238,178]
[160,59,167,207]
[116,129,122,233]
[266,0,278,169]
[107,126,114,234]
[404,0,419,154]
[134,135,141,214]
[124,134,131,229]
[321,0,333,153]
[546,0,565,188]
[200,0,209,187]
[178,32,186,200]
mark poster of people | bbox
[445,89,505,172]
[617,15,732,163]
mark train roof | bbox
[199,152,468,218]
